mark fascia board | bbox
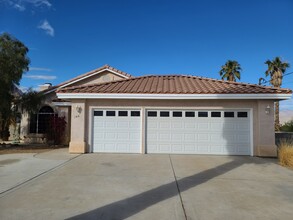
[56,93,292,100]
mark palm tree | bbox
[219,60,242,82]
[265,57,290,131]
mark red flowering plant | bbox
[47,115,67,145]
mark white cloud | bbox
[13,3,26,11]
[29,67,52,72]
[28,0,51,8]
[24,74,56,80]
[38,20,54,37]
[2,0,52,11]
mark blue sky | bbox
[1,0,293,110]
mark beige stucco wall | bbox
[68,98,277,157]
[256,100,276,156]
[69,100,87,153]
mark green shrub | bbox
[280,120,293,132]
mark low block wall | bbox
[275,132,293,147]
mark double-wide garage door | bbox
[92,109,251,155]
[146,110,251,155]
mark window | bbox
[173,111,182,117]
[131,111,140,117]
[185,112,195,117]
[94,111,103,116]
[29,106,55,134]
[237,112,248,118]
[148,111,157,117]
[160,111,170,117]
[224,112,234,118]
[198,112,208,117]
[106,111,115,116]
[118,111,128,116]
[211,112,221,117]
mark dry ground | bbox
[0,143,67,154]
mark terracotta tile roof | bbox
[42,64,132,93]
[57,75,292,94]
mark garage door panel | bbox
[198,133,209,141]
[184,123,196,129]
[147,133,157,140]
[197,144,209,153]
[171,133,183,141]
[172,122,183,129]
[117,133,128,140]
[117,121,129,128]
[159,133,171,140]
[237,123,250,130]
[130,121,140,128]
[224,122,236,130]
[159,122,171,129]
[130,132,140,139]
[223,134,236,143]
[147,121,158,129]
[105,121,116,128]
[117,144,128,151]
[210,122,223,130]
[197,123,209,130]
[237,144,250,153]
[95,122,104,128]
[105,133,116,139]
[237,134,250,143]
[93,109,141,153]
[146,109,251,155]
[184,133,196,141]
[210,146,223,153]
[172,144,183,152]
[184,144,196,151]
[210,133,224,142]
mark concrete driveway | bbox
[0,151,293,220]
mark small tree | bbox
[0,33,30,140]
[47,115,67,145]
[17,89,44,115]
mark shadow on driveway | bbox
[67,157,266,220]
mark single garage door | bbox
[146,109,251,155]
[93,109,141,153]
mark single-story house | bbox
[21,65,292,157]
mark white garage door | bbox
[93,109,141,153]
[146,109,251,155]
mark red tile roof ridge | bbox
[57,74,292,94]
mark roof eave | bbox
[56,93,292,100]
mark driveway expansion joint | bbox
[169,155,188,220]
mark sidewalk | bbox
[0,148,79,195]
